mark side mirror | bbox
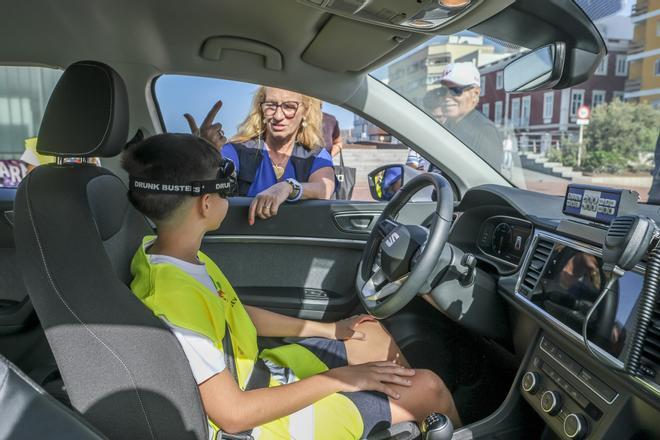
[368,165,404,202]
[504,42,565,93]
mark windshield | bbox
[371,0,660,204]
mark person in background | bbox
[648,134,660,204]
[423,62,503,171]
[21,137,52,172]
[184,88,335,225]
[405,90,445,172]
[322,109,343,157]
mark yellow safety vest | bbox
[24,137,56,166]
[129,236,363,439]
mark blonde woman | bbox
[185,87,336,225]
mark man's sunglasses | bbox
[438,85,475,97]
[423,85,475,109]
[129,157,238,198]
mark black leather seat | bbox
[0,353,106,440]
[14,61,207,440]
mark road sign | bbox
[577,119,590,126]
[577,105,590,120]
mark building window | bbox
[656,59,660,77]
[480,76,486,96]
[570,89,585,117]
[613,91,624,101]
[657,21,660,37]
[592,90,606,108]
[482,103,490,119]
[496,71,503,90]
[511,97,521,128]
[427,74,442,84]
[521,96,531,127]
[615,55,628,76]
[543,92,554,121]
[595,55,608,75]
[494,101,503,125]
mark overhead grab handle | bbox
[200,37,283,71]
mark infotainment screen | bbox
[528,243,643,361]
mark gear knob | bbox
[422,412,454,440]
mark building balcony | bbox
[632,0,649,17]
[625,78,642,93]
[628,40,645,55]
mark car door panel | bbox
[202,197,436,320]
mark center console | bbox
[520,336,621,439]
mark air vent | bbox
[639,299,660,382]
[520,238,554,296]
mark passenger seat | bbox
[0,353,105,440]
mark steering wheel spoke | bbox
[376,217,401,238]
[361,265,410,301]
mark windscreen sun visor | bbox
[129,158,237,198]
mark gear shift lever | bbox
[422,413,454,440]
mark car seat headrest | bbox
[37,61,129,158]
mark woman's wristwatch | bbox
[285,178,303,202]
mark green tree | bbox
[583,100,659,167]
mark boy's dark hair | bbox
[122,133,222,222]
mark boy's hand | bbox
[330,314,376,341]
[248,182,290,225]
[183,100,226,150]
[324,361,414,400]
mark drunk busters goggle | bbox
[128,157,237,198]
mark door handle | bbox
[333,212,380,234]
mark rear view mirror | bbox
[368,165,404,202]
[504,43,565,93]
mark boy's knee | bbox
[415,370,452,405]
[415,369,450,397]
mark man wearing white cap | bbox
[421,62,503,171]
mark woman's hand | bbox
[183,100,226,150]
[330,314,376,340]
[324,361,415,400]
[248,182,291,225]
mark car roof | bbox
[1,0,604,103]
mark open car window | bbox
[153,75,423,201]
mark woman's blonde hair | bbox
[230,86,324,150]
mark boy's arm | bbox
[199,362,414,434]
[244,305,375,340]
[244,305,330,338]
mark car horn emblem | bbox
[385,232,400,248]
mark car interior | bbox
[1,0,659,439]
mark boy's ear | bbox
[198,194,212,216]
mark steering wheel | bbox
[356,172,454,319]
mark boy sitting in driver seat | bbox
[123,133,460,439]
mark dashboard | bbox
[477,216,532,267]
[444,184,660,440]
